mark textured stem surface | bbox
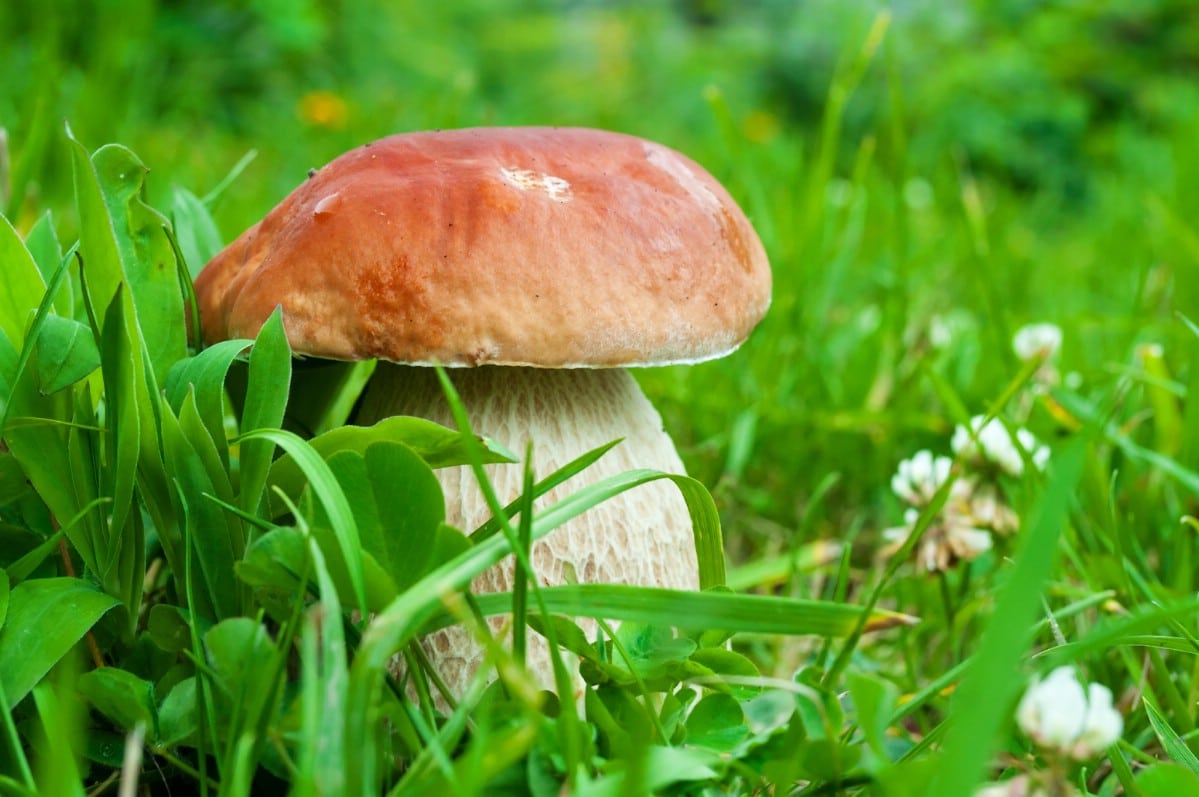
[357,364,698,697]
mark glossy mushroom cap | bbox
[193,127,771,366]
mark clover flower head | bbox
[880,506,993,573]
[1016,666,1123,760]
[952,416,1049,477]
[891,450,953,506]
[975,774,1064,797]
[1013,323,1063,362]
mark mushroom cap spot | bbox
[193,126,772,367]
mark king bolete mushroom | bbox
[193,126,771,698]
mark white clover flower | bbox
[952,415,1049,477]
[880,505,993,573]
[968,483,1020,534]
[975,775,1064,797]
[1016,666,1122,760]
[1013,323,1063,362]
[891,450,953,506]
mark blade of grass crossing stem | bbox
[469,439,620,542]
[529,468,726,590]
[927,438,1086,797]
[345,459,730,791]
[238,308,291,516]
[237,428,368,617]
[454,585,911,638]
[513,442,534,666]
[430,366,584,778]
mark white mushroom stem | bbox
[355,363,698,698]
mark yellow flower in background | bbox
[297,90,349,129]
[743,110,780,143]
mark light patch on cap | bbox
[313,192,342,217]
[500,167,573,202]
[643,144,720,211]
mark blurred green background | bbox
[3,0,1198,564]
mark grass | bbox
[2,1,1199,794]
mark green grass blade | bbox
[238,428,368,616]
[927,439,1086,797]
[238,308,291,515]
[435,585,913,639]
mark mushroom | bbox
[193,126,771,699]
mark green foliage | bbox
[1,2,1198,794]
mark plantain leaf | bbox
[0,577,121,707]
[77,667,158,738]
[0,213,46,353]
[23,212,69,317]
[169,186,224,279]
[33,315,99,394]
[91,143,186,383]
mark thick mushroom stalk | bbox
[356,363,697,696]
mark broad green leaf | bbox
[157,677,198,747]
[170,186,224,279]
[23,212,69,316]
[160,391,243,620]
[147,604,192,653]
[575,746,722,796]
[0,570,8,629]
[688,648,762,698]
[327,442,444,592]
[236,527,310,596]
[0,452,30,506]
[524,614,598,661]
[67,125,124,332]
[33,315,99,394]
[157,405,218,620]
[0,578,120,706]
[685,693,747,752]
[266,415,517,514]
[92,144,186,382]
[77,667,157,737]
[96,288,141,567]
[1137,763,1199,794]
[847,668,900,761]
[204,618,275,727]
[238,307,291,514]
[0,213,45,352]
[164,337,253,451]
[239,428,367,615]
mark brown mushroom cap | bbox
[194,126,771,367]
